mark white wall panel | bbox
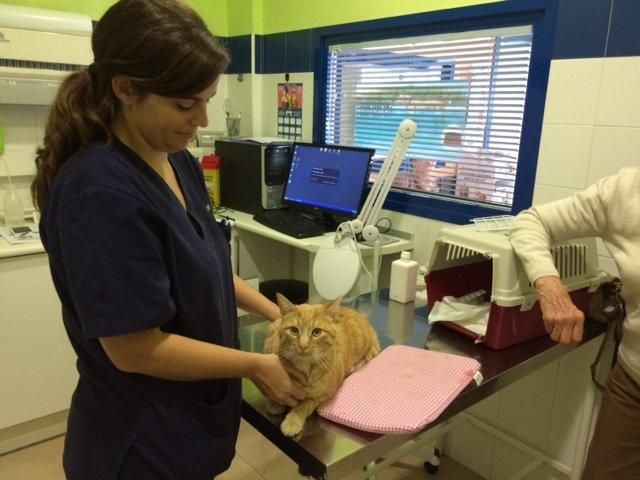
[490,442,535,480]
[535,124,594,189]
[531,183,580,205]
[497,394,552,452]
[545,414,581,469]
[552,363,592,423]
[206,73,229,136]
[560,336,602,370]
[226,73,253,137]
[446,420,496,479]
[499,360,558,411]
[596,57,640,128]
[466,394,500,425]
[542,58,603,126]
[587,126,640,185]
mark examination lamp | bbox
[312,119,417,301]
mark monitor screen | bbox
[282,143,374,218]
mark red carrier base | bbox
[426,260,593,350]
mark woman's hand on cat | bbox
[250,354,307,407]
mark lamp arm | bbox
[316,119,417,300]
[356,119,417,239]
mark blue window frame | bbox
[313,0,558,224]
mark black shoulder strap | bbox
[590,279,625,392]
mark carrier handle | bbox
[520,295,537,312]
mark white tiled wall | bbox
[542,59,603,126]
[595,57,640,128]
[225,73,253,137]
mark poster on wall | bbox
[277,83,303,140]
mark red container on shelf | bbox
[201,154,221,207]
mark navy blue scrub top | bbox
[40,139,241,480]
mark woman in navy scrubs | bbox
[31,1,305,479]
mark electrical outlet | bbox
[197,130,225,147]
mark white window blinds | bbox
[323,26,533,209]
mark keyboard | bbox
[253,209,327,239]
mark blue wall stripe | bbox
[552,0,611,59]
[224,35,252,74]
[607,0,640,57]
[285,29,314,73]
[254,31,314,74]
[261,33,286,74]
[223,0,638,76]
[224,0,639,76]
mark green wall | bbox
[227,0,256,37]
[232,0,501,35]
[0,0,113,19]
[1,0,501,38]
[1,0,229,35]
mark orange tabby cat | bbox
[264,293,380,436]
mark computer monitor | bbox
[282,143,375,225]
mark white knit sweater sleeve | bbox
[509,173,617,284]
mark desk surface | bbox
[219,209,413,254]
[239,290,606,480]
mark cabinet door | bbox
[0,253,78,430]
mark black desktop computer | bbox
[215,138,292,214]
[252,143,375,238]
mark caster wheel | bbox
[424,461,439,474]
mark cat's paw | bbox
[265,400,286,415]
[349,359,366,374]
[280,414,305,437]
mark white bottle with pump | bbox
[389,250,418,303]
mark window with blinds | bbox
[323,26,533,210]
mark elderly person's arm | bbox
[509,176,614,344]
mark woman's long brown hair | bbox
[31,0,229,210]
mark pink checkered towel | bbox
[317,345,481,434]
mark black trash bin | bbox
[259,279,309,305]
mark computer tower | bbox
[215,138,292,214]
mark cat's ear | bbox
[276,293,297,316]
[325,297,342,316]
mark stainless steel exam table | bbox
[238,290,607,480]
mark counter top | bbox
[0,237,45,259]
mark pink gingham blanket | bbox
[317,345,481,434]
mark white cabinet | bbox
[0,251,77,452]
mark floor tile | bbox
[0,422,487,480]
[0,435,65,480]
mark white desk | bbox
[219,210,414,302]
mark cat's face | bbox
[279,310,336,357]
[275,295,341,365]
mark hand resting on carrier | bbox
[534,275,585,345]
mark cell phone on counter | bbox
[10,226,32,235]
